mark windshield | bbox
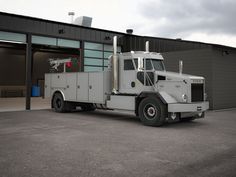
[151,59,165,71]
[134,58,164,71]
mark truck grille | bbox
[191,84,204,102]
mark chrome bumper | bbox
[168,101,209,113]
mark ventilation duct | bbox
[73,16,92,27]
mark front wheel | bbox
[138,97,167,126]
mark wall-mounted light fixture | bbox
[222,50,229,56]
[104,36,111,40]
[58,29,65,34]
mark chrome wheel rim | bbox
[144,104,157,120]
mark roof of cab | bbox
[120,51,164,60]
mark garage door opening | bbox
[0,42,81,112]
[30,44,81,110]
[0,42,26,112]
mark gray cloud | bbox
[138,0,236,38]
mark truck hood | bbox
[156,71,204,81]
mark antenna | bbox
[68,12,75,23]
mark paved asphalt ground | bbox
[0,109,236,177]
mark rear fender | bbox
[51,90,66,108]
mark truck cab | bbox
[107,41,209,125]
[117,51,165,94]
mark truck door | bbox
[123,59,136,90]
[137,59,154,85]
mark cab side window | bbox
[124,59,135,70]
[137,72,154,86]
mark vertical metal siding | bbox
[212,48,236,109]
[0,13,124,43]
[162,48,214,109]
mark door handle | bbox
[89,85,92,89]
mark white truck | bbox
[45,36,209,126]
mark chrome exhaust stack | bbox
[145,41,149,52]
[112,36,119,93]
[179,60,183,75]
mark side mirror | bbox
[138,57,144,70]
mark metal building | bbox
[0,12,235,110]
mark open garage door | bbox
[30,36,81,110]
[0,31,27,112]
[0,32,81,112]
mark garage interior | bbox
[0,38,81,112]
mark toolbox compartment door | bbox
[64,73,77,101]
[77,73,89,102]
[89,72,104,103]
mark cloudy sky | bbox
[0,0,235,47]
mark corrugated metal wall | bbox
[162,48,214,109]
[0,12,212,53]
[0,13,124,45]
[212,48,236,109]
[123,35,212,53]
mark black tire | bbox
[52,93,70,113]
[138,97,167,126]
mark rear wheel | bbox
[138,97,167,126]
[52,93,73,112]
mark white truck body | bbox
[45,72,111,104]
[45,36,209,126]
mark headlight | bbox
[182,94,188,102]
